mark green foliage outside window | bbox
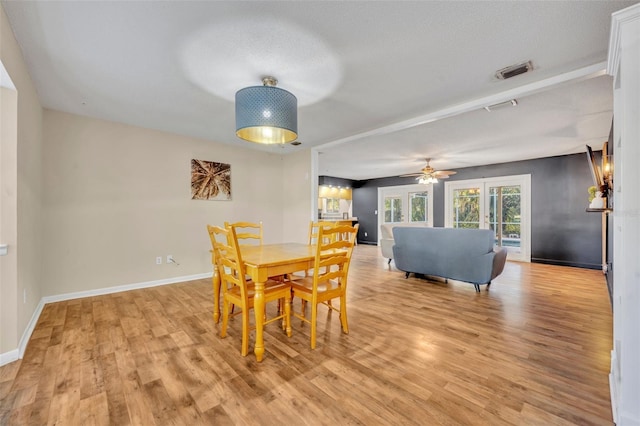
[410,192,428,222]
[384,197,402,222]
[452,189,480,228]
[489,186,521,237]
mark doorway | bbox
[445,175,531,262]
[378,184,434,242]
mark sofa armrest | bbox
[447,252,495,284]
[380,238,395,259]
[491,248,507,281]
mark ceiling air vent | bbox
[495,61,533,80]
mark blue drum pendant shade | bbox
[235,77,298,144]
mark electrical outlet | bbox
[156,256,162,265]
[167,255,173,264]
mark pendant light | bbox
[235,76,298,144]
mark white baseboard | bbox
[0,272,212,367]
[41,272,212,304]
[610,348,620,425]
[18,298,46,359]
[0,349,19,366]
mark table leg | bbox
[212,269,221,323]
[253,280,266,362]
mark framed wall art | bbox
[191,159,231,201]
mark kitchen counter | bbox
[323,217,358,222]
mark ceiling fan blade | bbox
[401,158,457,179]
[433,170,457,177]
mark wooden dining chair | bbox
[290,221,336,280]
[209,225,292,356]
[224,221,263,246]
[207,224,223,323]
[290,223,359,349]
[308,220,336,245]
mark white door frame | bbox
[444,174,531,262]
[377,184,434,243]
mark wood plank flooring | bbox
[0,245,613,425]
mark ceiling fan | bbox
[400,158,457,183]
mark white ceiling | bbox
[2,1,635,180]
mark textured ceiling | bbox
[2,0,635,180]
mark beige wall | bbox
[1,86,18,354]
[281,149,313,244]
[1,4,44,356]
[42,110,310,296]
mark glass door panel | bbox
[409,191,429,223]
[384,196,403,223]
[451,187,481,229]
[488,185,522,253]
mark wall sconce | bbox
[602,142,613,194]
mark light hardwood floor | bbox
[0,245,613,425]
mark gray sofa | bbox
[392,227,507,292]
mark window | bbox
[326,198,340,213]
[384,197,402,222]
[452,188,480,229]
[409,191,429,222]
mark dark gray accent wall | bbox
[352,186,378,244]
[347,153,603,269]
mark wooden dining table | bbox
[212,242,321,362]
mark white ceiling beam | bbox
[315,62,607,152]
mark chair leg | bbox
[284,294,292,337]
[221,300,230,338]
[339,296,349,334]
[388,258,392,265]
[310,303,318,349]
[405,272,410,279]
[241,309,250,357]
[474,284,480,292]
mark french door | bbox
[378,184,434,239]
[445,175,531,262]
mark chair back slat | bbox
[308,221,336,245]
[209,225,250,303]
[311,224,359,290]
[225,221,263,246]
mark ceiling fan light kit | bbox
[418,176,438,184]
[235,76,298,144]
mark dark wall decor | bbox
[344,152,603,269]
